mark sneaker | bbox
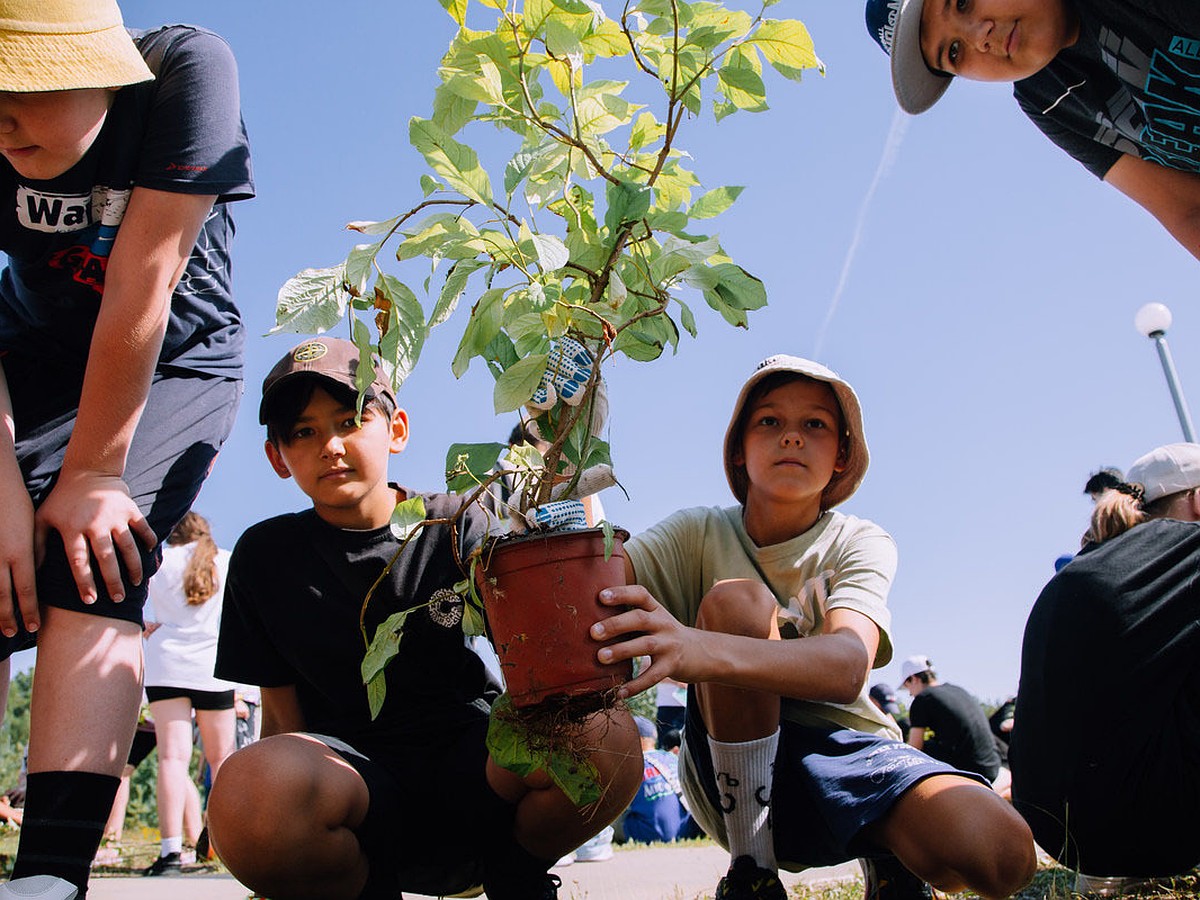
[574,825,615,862]
[196,824,215,861]
[1073,872,1173,897]
[143,851,184,877]
[715,855,788,900]
[860,857,934,900]
[0,876,78,899]
[483,872,562,900]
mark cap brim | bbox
[0,28,153,92]
[890,0,952,114]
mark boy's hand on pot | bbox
[592,585,702,697]
[0,466,38,637]
[35,471,157,605]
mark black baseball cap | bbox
[259,338,396,424]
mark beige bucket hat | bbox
[723,354,870,510]
[0,0,153,92]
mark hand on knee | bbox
[696,579,779,637]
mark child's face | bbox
[0,88,113,181]
[734,379,846,516]
[264,386,409,529]
[919,0,1078,83]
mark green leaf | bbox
[676,297,698,337]
[748,19,821,81]
[601,519,616,559]
[604,179,652,235]
[410,117,494,207]
[366,672,387,720]
[445,442,507,493]
[701,263,768,327]
[375,273,427,386]
[362,609,410,684]
[347,216,401,236]
[272,266,349,335]
[486,693,603,807]
[690,185,745,220]
[717,61,768,112]
[431,82,479,136]
[531,233,570,272]
[389,495,428,542]
[461,601,486,636]
[452,287,506,377]
[420,174,441,197]
[431,259,486,328]
[493,354,550,413]
[345,242,380,295]
[437,0,468,25]
[628,112,664,152]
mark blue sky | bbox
[17,0,1192,703]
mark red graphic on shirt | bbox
[48,244,107,295]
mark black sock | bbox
[12,771,120,897]
[482,831,556,900]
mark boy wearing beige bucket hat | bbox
[593,355,1036,900]
[0,2,252,897]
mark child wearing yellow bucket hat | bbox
[0,1,253,897]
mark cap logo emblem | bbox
[292,341,328,363]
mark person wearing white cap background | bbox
[863,0,1200,263]
[593,355,1035,900]
[1011,442,1200,896]
[898,655,1003,785]
[0,1,253,896]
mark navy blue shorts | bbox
[312,717,513,897]
[682,694,985,869]
[1,352,241,659]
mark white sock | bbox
[708,730,779,870]
[160,835,183,856]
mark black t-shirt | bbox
[216,491,500,769]
[1015,0,1200,179]
[909,683,1001,781]
[1010,518,1200,875]
[0,25,254,375]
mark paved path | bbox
[83,844,862,899]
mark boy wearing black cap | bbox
[592,355,1035,900]
[864,0,1200,262]
[207,338,641,900]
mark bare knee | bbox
[880,777,1037,899]
[696,579,778,637]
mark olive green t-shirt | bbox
[626,506,900,737]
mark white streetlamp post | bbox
[1135,302,1196,442]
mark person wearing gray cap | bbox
[1011,442,1200,896]
[863,0,1200,263]
[593,355,1035,900]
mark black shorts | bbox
[0,352,241,660]
[127,725,157,768]
[145,686,236,711]
[309,717,513,897]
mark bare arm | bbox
[33,187,216,603]
[907,728,925,750]
[0,367,38,635]
[1104,155,1200,262]
[260,685,306,738]
[594,583,878,704]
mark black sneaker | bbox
[482,871,561,900]
[860,857,934,900]
[715,855,788,900]
[143,851,184,876]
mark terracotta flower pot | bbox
[476,527,632,709]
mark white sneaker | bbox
[0,876,79,899]
[574,825,615,862]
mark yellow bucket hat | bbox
[0,0,153,92]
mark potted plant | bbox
[274,0,819,803]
